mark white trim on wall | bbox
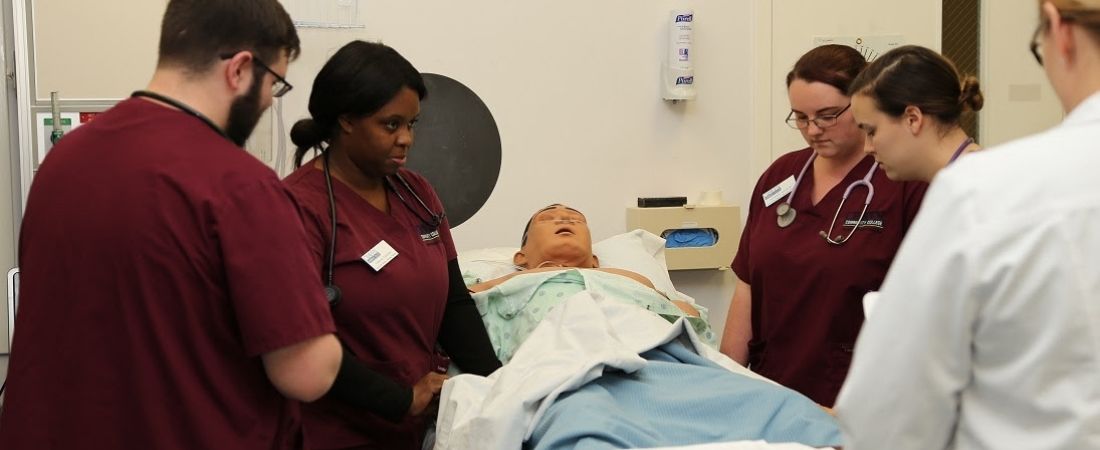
[13,0,32,210]
[749,0,772,224]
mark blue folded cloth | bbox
[662,228,718,248]
[528,340,842,449]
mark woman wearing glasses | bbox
[848,45,984,183]
[720,44,927,407]
[837,2,1100,448]
[283,41,500,450]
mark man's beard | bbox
[225,73,265,147]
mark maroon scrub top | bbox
[284,164,457,450]
[732,147,926,406]
[0,98,336,450]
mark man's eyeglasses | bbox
[219,52,293,98]
[786,103,851,130]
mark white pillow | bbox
[593,229,678,298]
[457,247,519,283]
[456,229,685,300]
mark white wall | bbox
[980,1,1063,146]
[281,1,754,249]
[1,1,15,386]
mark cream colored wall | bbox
[980,1,1063,146]
[33,0,163,100]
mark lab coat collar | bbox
[1063,91,1100,127]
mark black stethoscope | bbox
[320,148,445,306]
[131,90,231,142]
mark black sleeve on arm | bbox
[325,346,412,423]
[438,258,503,375]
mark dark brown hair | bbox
[158,0,300,72]
[786,44,868,93]
[848,45,983,127]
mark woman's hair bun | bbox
[959,75,984,112]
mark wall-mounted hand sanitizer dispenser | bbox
[662,9,696,101]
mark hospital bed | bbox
[434,230,840,450]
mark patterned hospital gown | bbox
[469,269,716,364]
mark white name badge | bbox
[362,240,399,272]
[762,175,796,207]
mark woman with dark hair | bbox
[720,44,927,407]
[848,45,984,182]
[283,40,500,450]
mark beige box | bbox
[626,205,740,270]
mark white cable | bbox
[274,97,288,176]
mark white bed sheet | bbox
[433,289,773,450]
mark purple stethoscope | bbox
[776,137,973,245]
[775,152,878,245]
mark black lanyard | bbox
[131,90,230,142]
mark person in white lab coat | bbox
[835,1,1100,449]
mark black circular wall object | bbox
[406,73,502,228]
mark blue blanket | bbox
[527,340,841,449]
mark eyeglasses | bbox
[1030,11,1085,67]
[219,52,293,98]
[786,103,851,130]
[1030,24,1044,66]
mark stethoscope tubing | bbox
[778,151,877,245]
[821,161,877,244]
[320,149,445,306]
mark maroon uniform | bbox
[733,147,925,405]
[0,98,335,449]
[285,165,456,450]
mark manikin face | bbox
[514,204,599,269]
[787,79,865,160]
[340,87,421,179]
[851,93,922,181]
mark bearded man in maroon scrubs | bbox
[0,2,348,449]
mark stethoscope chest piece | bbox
[776,202,797,228]
[324,285,342,307]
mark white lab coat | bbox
[835,92,1100,449]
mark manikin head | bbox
[514,204,599,269]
